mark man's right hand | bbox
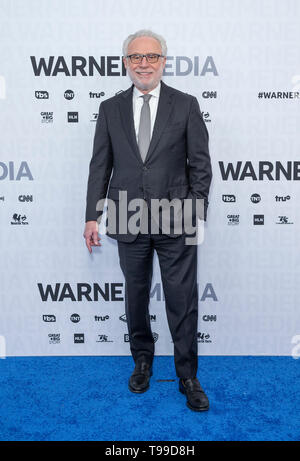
[83,221,101,253]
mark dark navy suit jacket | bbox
[85,81,212,242]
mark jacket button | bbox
[143,166,148,171]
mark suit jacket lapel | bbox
[144,81,175,163]
[119,85,143,165]
[118,81,175,165]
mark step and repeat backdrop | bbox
[0,0,299,357]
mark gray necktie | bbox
[138,94,152,162]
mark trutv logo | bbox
[0,162,33,180]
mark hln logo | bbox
[68,112,78,123]
[254,215,264,225]
[74,334,84,343]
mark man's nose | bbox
[139,56,149,65]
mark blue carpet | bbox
[0,356,299,441]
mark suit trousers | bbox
[117,209,199,379]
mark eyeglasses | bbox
[126,53,164,64]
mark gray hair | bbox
[122,29,167,57]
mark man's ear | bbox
[123,57,128,69]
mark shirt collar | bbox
[133,81,161,100]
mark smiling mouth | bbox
[136,71,153,75]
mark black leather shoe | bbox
[128,361,153,394]
[179,377,209,412]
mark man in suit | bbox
[84,30,212,412]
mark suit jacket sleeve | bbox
[85,102,113,222]
[186,96,212,221]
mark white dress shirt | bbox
[132,81,161,141]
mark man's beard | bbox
[127,67,163,92]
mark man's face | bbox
[123,36,166,93]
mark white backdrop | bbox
[0,0,299,356]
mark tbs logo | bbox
[35,91,49,99]
[43,314,56,322]
[222,194,236,203]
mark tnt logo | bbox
[251,194,261,204]
[70,313,80,323]
[64,89,74,100]
[0,76,6,99]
